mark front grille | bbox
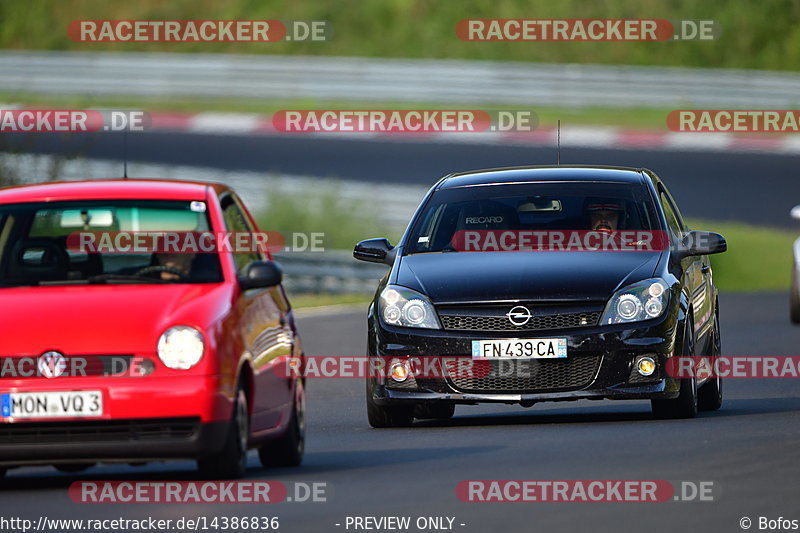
[439,312,601,332]
[0,418,200,445]
[447,356,601,393]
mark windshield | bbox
[406,181,659,254]
[0,200,223,286]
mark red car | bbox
[0,179,305,478]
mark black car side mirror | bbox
[354,238,396,265]
[238,260,283,290]
[681,231,727,257]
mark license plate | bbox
[1,391,103,419]
[472,338,567,359]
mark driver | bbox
[153,252,195,281]
[585,199,624,232]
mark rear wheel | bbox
[698,308,723,411]
[259,378,306,468]
[366,378,413,428]
[198,387,249,479]
[791,267,800,324]
[652,316,698,419]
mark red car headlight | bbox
[157,326,205,370]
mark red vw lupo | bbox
[0,179,305,478]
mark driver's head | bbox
[157,252,194,281]
[586,200,623,231]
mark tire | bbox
[198,388,249,479]
[652,316,699,419]
[791,267,800,325]
[366,378,414,428]
[414,402,455,420]
[55,463,95,473]
[259,378,306,468]
[698,308,723,411]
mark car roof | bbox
[437,165,647,189]
[0,179,230,204]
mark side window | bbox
[659,190,683,240]
[221,195,260,272]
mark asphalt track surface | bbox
[1,292,799,533]
[2,130,799,227]
[1,134,799,532]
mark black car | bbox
[354,166,727,427]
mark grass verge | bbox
[687,218,797,293]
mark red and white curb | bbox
[147,111,800,154]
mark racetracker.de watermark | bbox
[666,356,800,378]
[457,19,720,41]
[272,110,538,133]
[66,231,325,254]
[668,110,800,132]
[451,230,669,252]
[0,110,147,133]
[457,480,717,502]
[68,20,331,42]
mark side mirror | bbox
[681,231,727,257]
[791,205,800,221]
[353,238,396,265]
[238,260,282,290]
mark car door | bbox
[657,184,711,340]
[220,193,294,432]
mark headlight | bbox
[600,278,670,324]
[379,285,440,329]
[157,326,205,369]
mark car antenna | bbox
[556,120,561,166]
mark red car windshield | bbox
[0,200,223,286]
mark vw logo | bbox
[37,351,67,378]
[506,306,532,326]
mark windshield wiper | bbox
[87,274,170,284]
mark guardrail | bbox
[273,250,387,294]
[1,50,799,108]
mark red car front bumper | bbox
[0,374,233,466]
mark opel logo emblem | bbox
[506,306,532,326]
[38,351,67,378]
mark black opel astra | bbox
[355,166,726,427]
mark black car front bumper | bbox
[369,313,684,405]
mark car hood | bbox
[396,251,662,303]
[0,283,232,355]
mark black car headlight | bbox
[601,278,670,324]
[379,285,441,329]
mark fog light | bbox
[390,362,409,382]
[637,356,656,376]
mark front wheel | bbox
[652,317,698,419]
[366,379,413,428]
[259,378,306,468]
[698,309,723,411]
[198,388,249,479]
